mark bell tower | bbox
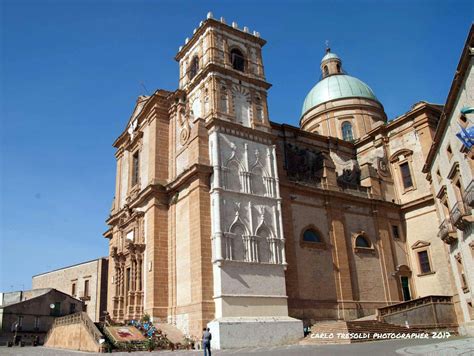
[175,12,271,131]
[174,12,303,349]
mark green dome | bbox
[302,74,379,115]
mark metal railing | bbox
[463,180,474,208]
[450,201,470,230]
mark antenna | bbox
[140,81,150,96]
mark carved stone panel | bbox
[283,143,324,184]
[330,151,361,188]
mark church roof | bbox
[302,74,379,115]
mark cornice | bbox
[400,195,435,212]
[106,182,167,226]
[103,227,113,239]
[273,122,356,152]
[175,18,266,61]
[300,98,385,127]
[167,163,213,193]
[183,62,271,94]
[206,117,275,143]
[279,179,400,211]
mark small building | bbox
[32,257,108,322]
[0,288,83,345]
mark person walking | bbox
[202,327,212,356]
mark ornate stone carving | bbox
[283,143,324,183]
[336,166,361,188]
[377,155,389,177]
[232,85,251,126]
[329,152,361,188]
[180,127,190,145]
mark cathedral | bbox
[103,13,467,348]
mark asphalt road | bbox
[1,337,473,356]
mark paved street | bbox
[1,337,473,356]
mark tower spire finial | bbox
[325,40,330,53]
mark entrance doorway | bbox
[401,276,411,301]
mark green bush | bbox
[144,337,156,351]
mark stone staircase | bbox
[301,319,457,345]
[300,321,350,345]
[44,312,104,352]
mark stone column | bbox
[272,146,287,265]
[373,208,399,302]
[328,200,354,319]
[137,257,142,291]
[211,132,224,262]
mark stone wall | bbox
[45,322,100,352]
[380,299,457,328]
[32,258,108,322]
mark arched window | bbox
[230,48,245,71]
[336,63,341,73]
[341,121,354,141]
[355,235,371,248]
[226,161,241,192]
[250,167,266,196]
[189,56,199,80]
[323,65,329,77]
[230,224,246,261]
[256,227,271,263]
[303,229,322,243]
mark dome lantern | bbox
[320,48,342,78]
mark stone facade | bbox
[423,26,474,336]
[32,258,108,322]
[103,14,470,347]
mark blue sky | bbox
[0,0,472,291]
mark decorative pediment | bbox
[125,96,149,130]
[396,264,411,273]
[389,149,413,163]
[411,240,431,250]
[228,206,250,235]
[394,264,412,277]
[250,149,269,176]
